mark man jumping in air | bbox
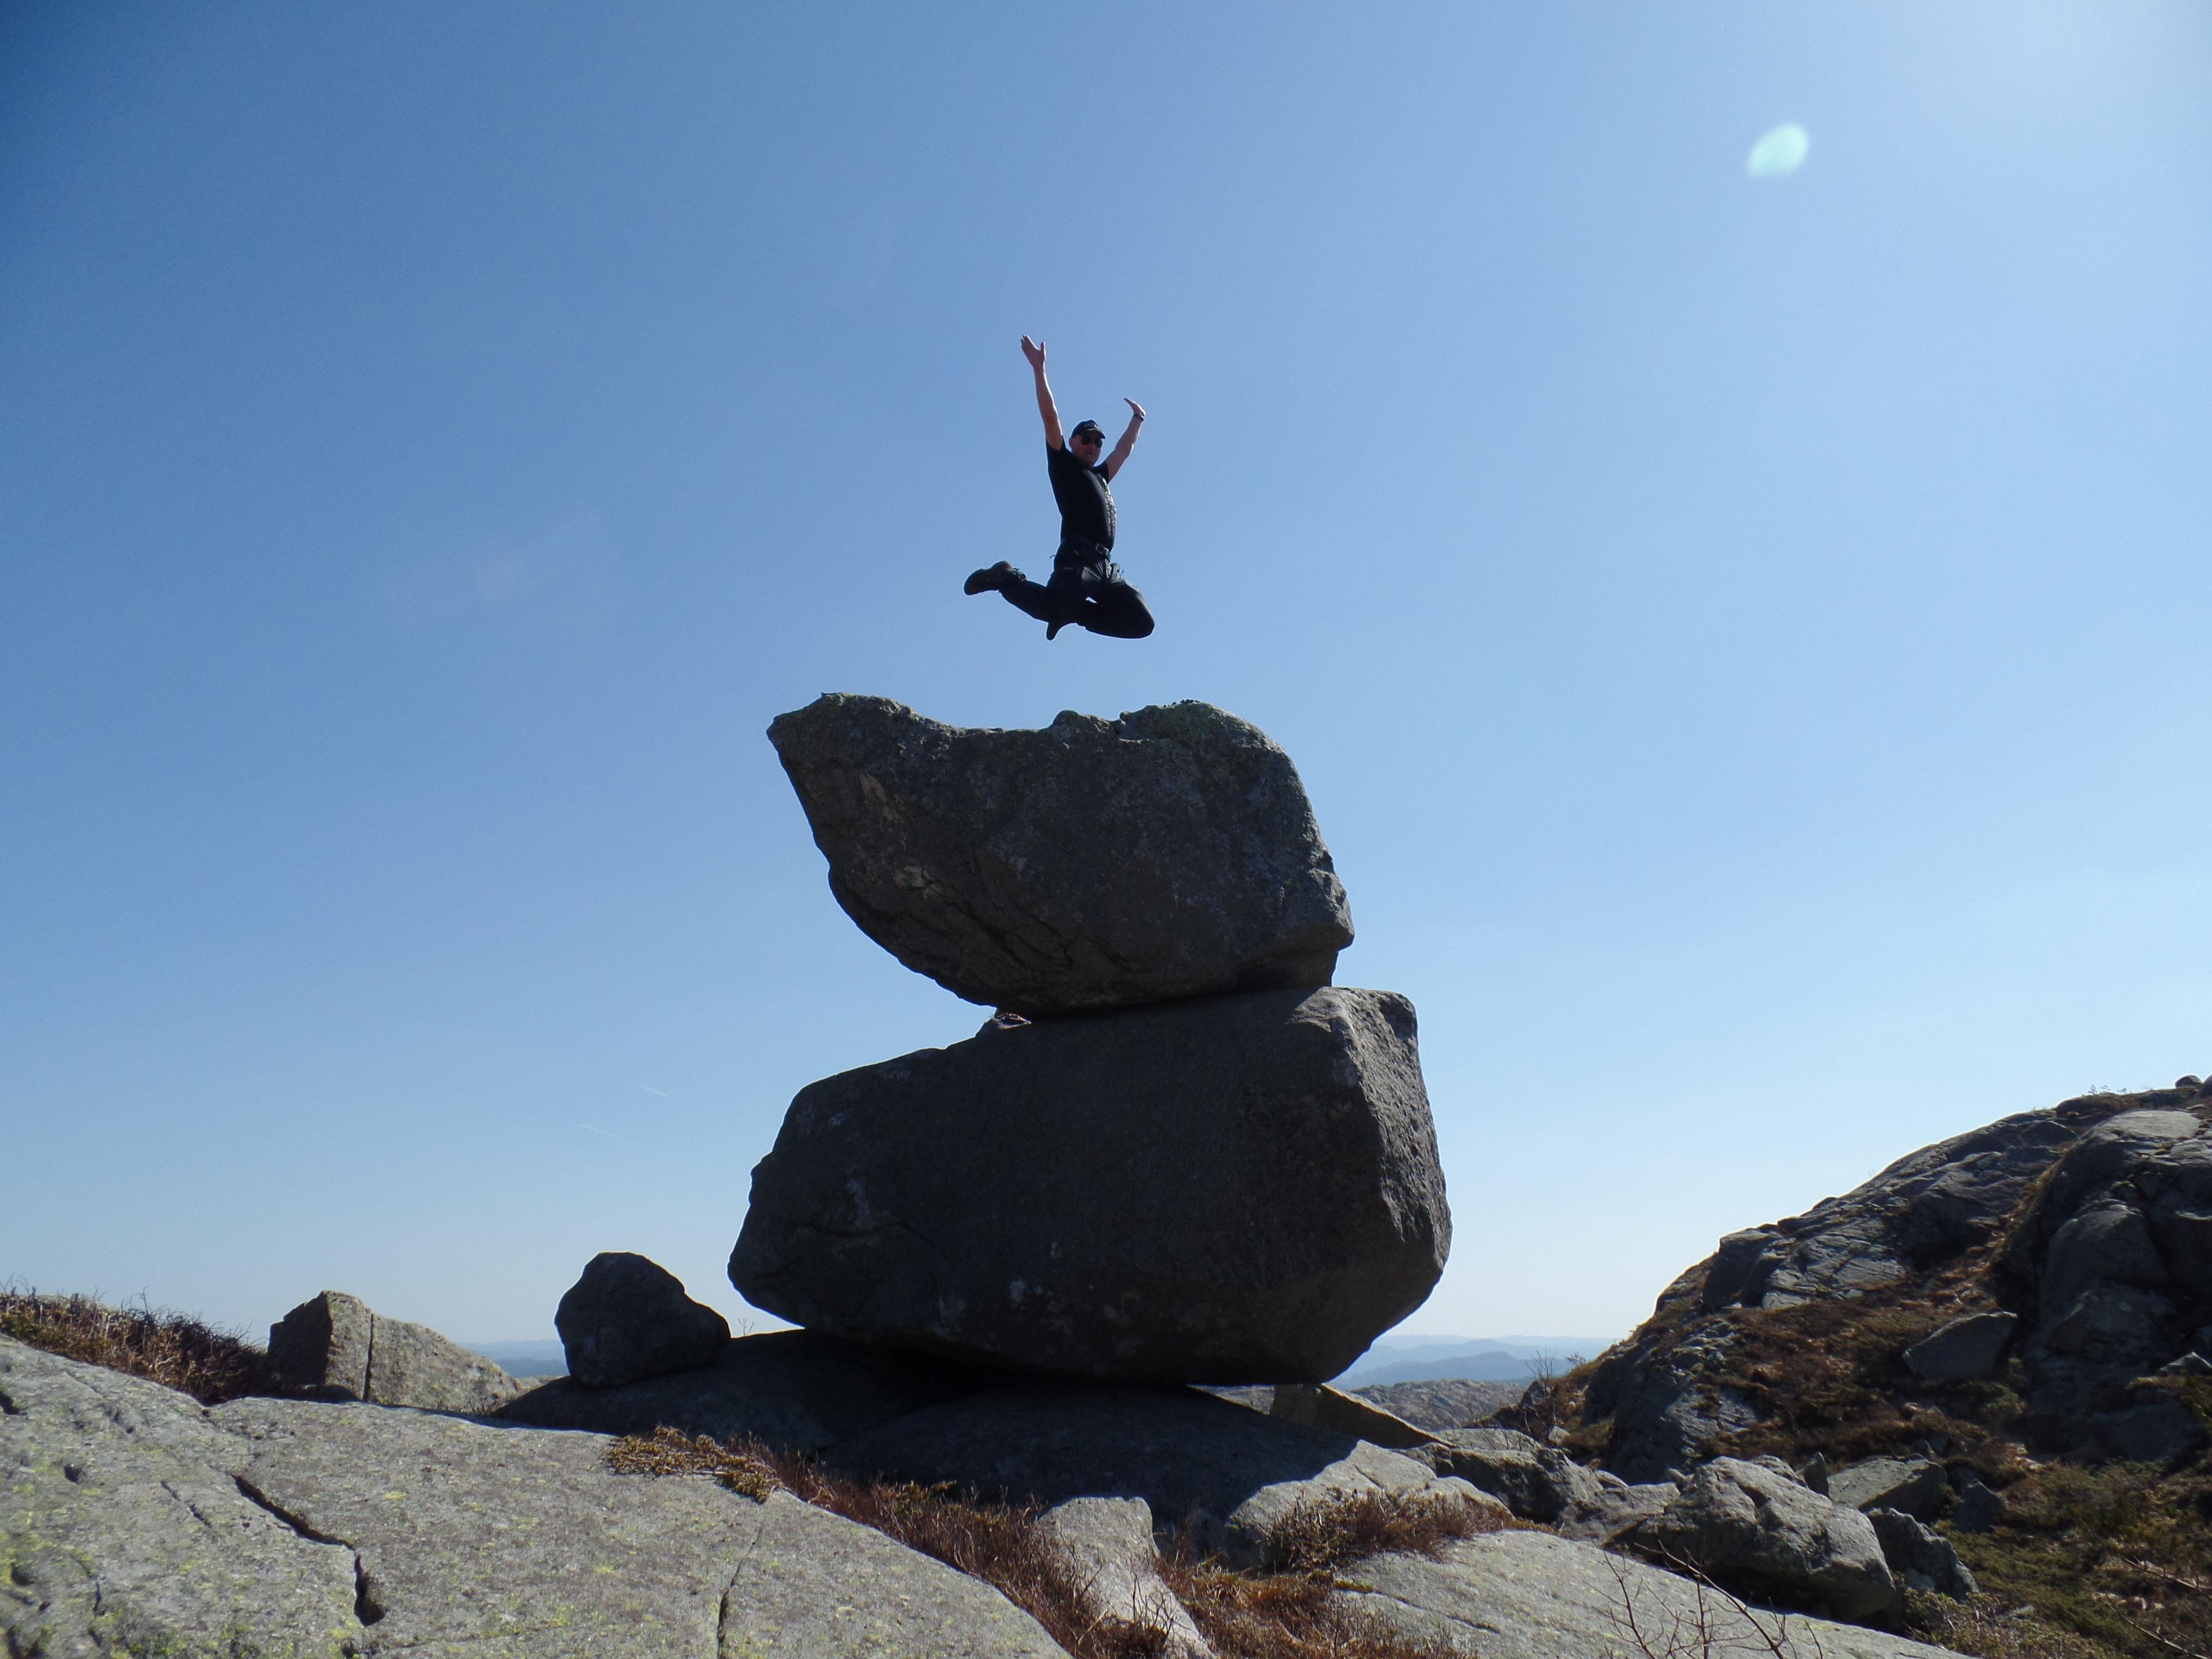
[964,336,1154,640]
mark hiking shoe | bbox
[964,562,1018,596]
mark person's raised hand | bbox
[1021,336,1047,369]
[1123,397,1146,421]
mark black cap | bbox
[1069,419,1105,442]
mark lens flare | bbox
[1746,123,1810,179]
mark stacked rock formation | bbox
[730,695,1452,1384]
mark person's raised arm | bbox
[1021,336,1065,450]
[1103,397,1145,480]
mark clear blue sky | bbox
[5,2,2210,1351]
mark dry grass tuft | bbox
[0,1285,278,1405]
[1257,1488,1508,1576]
[605,1426,779,1499]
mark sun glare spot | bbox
[1746,123,1810,179]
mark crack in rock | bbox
[232,1474,385,1626]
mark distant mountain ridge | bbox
[1335,1334,1617,1388]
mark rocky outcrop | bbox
[768,695,1354,1015]
[267,1289,522,1412]
[732,986,1447,1383]
[1697,1108,2084,1315]
[1575,1085,2212,1478]
[2,1337,1067,1658]
[554,1251,730,1388]
[1628,1456,1899,1622]
[2004,1105,2212,1429]
[1338,1531,1959,1659]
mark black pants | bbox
[1001,546,1156,639]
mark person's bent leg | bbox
[1079,571,1155,639]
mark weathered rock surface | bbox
[498,1327,1013,1453]
[269,1289,522,1413]
[1904,1311,2018,1381]
[1036,1497,1214,1659]
[1417,1426,1606,1524]
[1,1338,363,1657]
[1828,1455,1948,1519]
[823,1382,1484,1552]
[1868,1508,1978,1599]
[768,695,1354,1014]
[732,986,1448,1383]
[1,1338,1071,1658]
[2005,1105,2212,1426]
[1338,1531,1961,1659]
[554,1251,730,1388]
[1630,1456,1898,1622]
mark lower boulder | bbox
[731,986,1449,1382]
[1629,1456,1899,1623]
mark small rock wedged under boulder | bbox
[733,986,1448,1383]
[768,694,1354,1015]
[1630,1456,1899,1622]
[555,1251,730,1388]
[268,1289,521,1413]
[1268,1382,1438,1450]
[1339,1530,1959,1659]
[498,1328,1013,1453]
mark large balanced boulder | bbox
[768,695,1354,1015]
[730,986,1448,1382]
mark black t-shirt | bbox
[1047,442,1115,551]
